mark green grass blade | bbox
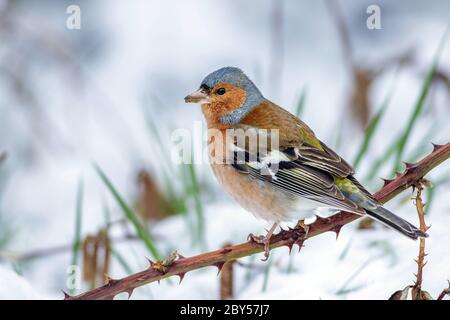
[286,254,297,274]
[335,284,366,296]
[102,200,112,229]
[143,107,189,216]
[162,169,187,215]
[338,238,353,261]
[102,200,137,279]
[95,164,161,260]
[186,162,205,245]
[392,29,448,173]
[143,106,175,176]
[70,179,84,268]
[405,125,438,162]
[294,87,307,118]
[336,256,379,295]
[364,137,398,183]
[353,96,390,170]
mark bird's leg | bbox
[295,220,310,238]
[247,223,278,261]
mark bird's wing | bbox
[239,102,354,177]
[293,142,355,177]
[232,148,365,214]
[294,142,378,202]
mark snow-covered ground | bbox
[2,198,450,300]
[0,0,449,299]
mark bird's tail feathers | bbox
[365,206,428,240]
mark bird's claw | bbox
[247,233,264,243]
[247,233,271,261]
[295,220,310,238]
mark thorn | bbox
[403,161,417,170]
[284,240,295,254]
[295,239,305,252]
[124,288,134,299]
[431,142,444,152]
[146,257,155,267]
[330,225,342,239]
[177,254,186,260]
[395,171,402,178]
[214,262,225,275]
[381,178,394,187]
[287,243,294,255]
[178,272,186,284]
[62,290,71,300]
[220,247,232,254]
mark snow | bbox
[0,0,449,300]
[0,267,47,300]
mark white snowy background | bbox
[0,0,449,299]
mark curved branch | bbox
[67,142,450,300]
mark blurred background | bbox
[0,0,449,299]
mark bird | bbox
[184,66,427,260]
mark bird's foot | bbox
[247,233,271,261]
[295,220,310,238]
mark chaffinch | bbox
[185,66,427,260]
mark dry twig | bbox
[220,244,235,300]
[411,182,430,299]
[437,282,450,300]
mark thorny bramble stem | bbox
[411,182,429,299]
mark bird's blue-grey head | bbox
[185,67,265,125]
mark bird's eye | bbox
[216,88,226,95]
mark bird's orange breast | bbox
[210,162,298,222]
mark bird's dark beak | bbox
[184,87,210,104]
